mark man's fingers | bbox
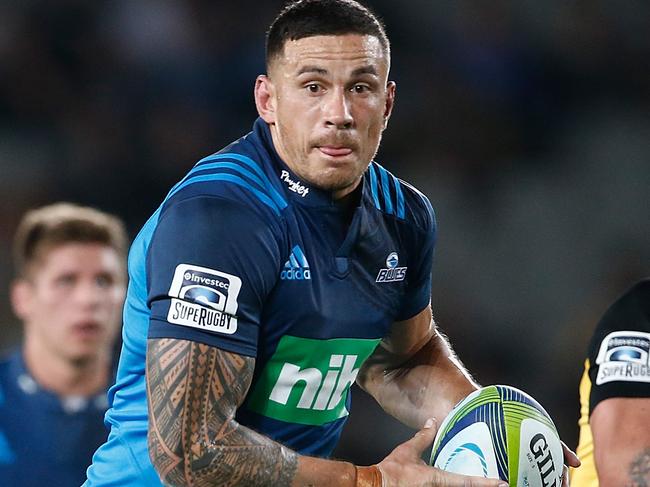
[405,417,438,455]
[561,441,581,468]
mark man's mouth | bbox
[318,146,353,157]
[71,321,103,339]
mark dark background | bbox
[1,0,649,464]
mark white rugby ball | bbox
[429,385,563,487]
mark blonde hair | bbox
[13,202,128,278]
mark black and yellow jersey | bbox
[571,279,650,486]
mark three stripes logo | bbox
[281,245,311,280]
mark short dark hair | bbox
[13,202,128,278]
[266,0,389,67]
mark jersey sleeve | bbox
[587,279,650,415]
[147,195,285,357]
[396,193,437,321]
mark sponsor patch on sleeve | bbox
[595,331,650,385]
[167,264,242,335]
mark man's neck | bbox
[333,182,362,230]
[23,341,110,397]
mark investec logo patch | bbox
[246,336,380,425]
[376,252,407,283]
[595,330,650,385]
[167,264,242,335]
[280,170,309,197]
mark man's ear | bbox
[383,80,397,129]
[11,279,32,321]
[254,75,277,124]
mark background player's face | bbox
[12,243,125,364]
[257,34,395,199]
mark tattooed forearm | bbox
[628,447,650,487]
[147,338,298,487]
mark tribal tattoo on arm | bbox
[146,338,299,487]
[629,447,650,487]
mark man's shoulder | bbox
[128,132,287,263]
[366,161,435,233]
[161,138,288,223]
[594,278,650,338]
[585,279,650,413]
[623,278,650,309]
[587,277,650,368]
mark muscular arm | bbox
[591,397,650,486]
[356,306,479,429]
[146,338,358,487]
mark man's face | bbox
[257,34,395,199]
[13,243,126,364]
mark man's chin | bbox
[67,352,102,367]
[65,341,108,362]
[311,164,365,190]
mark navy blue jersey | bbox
[86,118,436,485]
[0,351,110,487]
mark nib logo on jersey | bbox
[595,330,650,385]
[246,336,381,425]
[167,264,242,335]
[376,252,407,283]
[281,245,311,281]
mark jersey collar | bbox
[253,118,368,209]
[7,350,108,413]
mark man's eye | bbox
[352,84,370,93]
[306,84,321,93]
[96,275,113,288]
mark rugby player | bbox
[85,1,577,485]
[0,203,127,486]
[572,279,650,486]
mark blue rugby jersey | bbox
[0,351,110,487]
[85,118,436,485]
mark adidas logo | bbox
[281,245,311,280]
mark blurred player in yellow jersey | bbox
[572,279,650,486]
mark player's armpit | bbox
[146,338,299,487]
[590,397,650,486]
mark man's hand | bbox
[376,418,508,487]
[561,441,580,486]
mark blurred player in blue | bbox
[0,203,127,486]
[85,1,577,486]
[572,278,650,486]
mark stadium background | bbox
[1,0,649,465]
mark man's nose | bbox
[323,88,353,129]
[75,281,103,307]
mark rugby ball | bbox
[429,385,563,487]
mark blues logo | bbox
[167,264,242,335]
[595,331,650,385]
[376,252,407,283]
